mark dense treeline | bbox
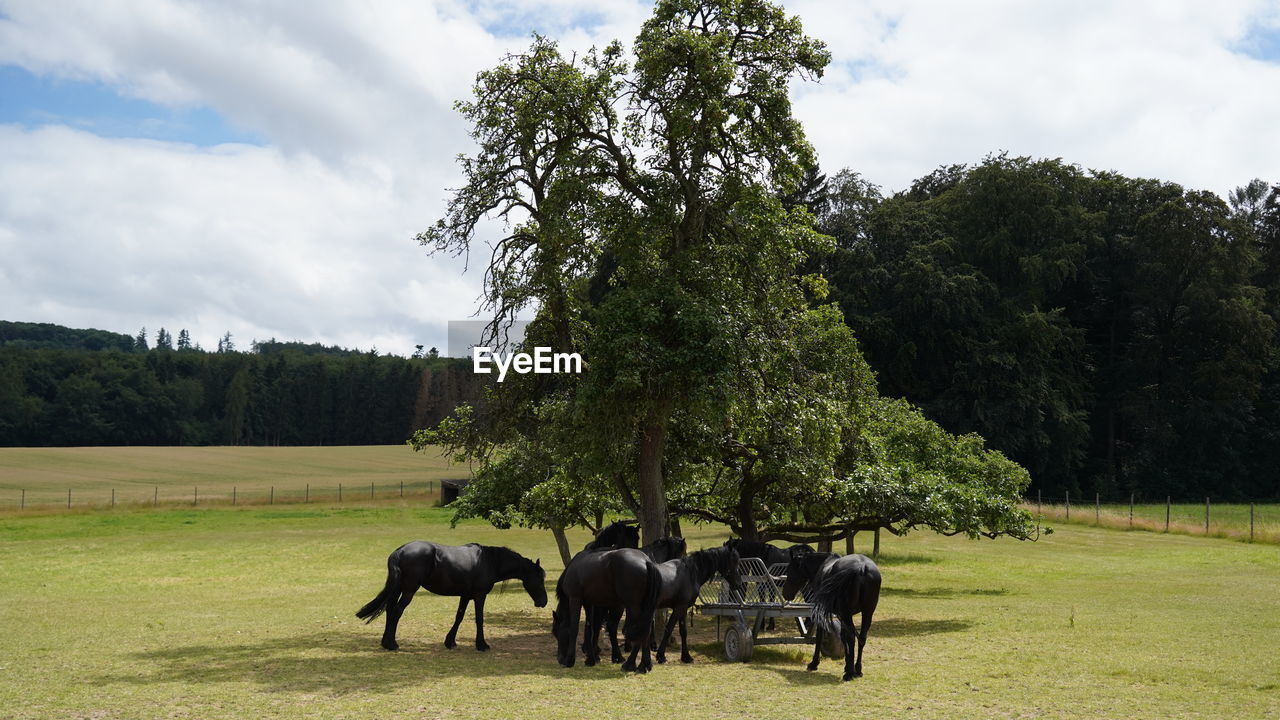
[0,329,479,446]
[818,156,1280,501]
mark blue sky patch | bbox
[0,65,263,146]
[1235,22,1280,62]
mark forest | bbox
[0,321,479,447]
[814,159,1280,501]
[4,160,1279,504]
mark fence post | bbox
[154,486,158,507]
[1129,493,1133,529]
[1250,503,1255,542]
[1165,496,1170,532]
[1095,493,1100,524]
[1066,490,1070,520]
[68,488,71,509]
[111,488,115,508]
[1204,497,1210,534]
[194,486,198,506]
[1037,489,1042,519]
[20,489,24,510]
[400,481,404,498]
[233,487,237,506]
[270,486,274,505]
[339,483,343,503]
[306,484,309,503]
[371,482,374,500]
[873,528,880,557]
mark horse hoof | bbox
[621,661,636,672]
[638,662,651,674]
[381,641,399,652]
[444,640,457,650]
[584,656,597,667]
[612,654,624,664]
[680,655,694,664]
[806,663,820,672]
[475,642,490,652]
[656,654,667,664]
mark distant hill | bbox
[0,321,136,352]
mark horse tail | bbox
[355,549,402,622]
[810,566,857,635]
[625,559,662,642]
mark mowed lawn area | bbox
[0,445,458,508]
[1,499,1277,719]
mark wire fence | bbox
[4,479,445,512]
[1028,491,1280,544]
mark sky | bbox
[2,1,1279,356]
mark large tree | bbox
[419,0,833,543]
[418,0,1035,547]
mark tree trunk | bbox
[550,525,572,567]
[668,515,682,539]
[637,401,672,545]
[817,538,833,553]
[845,531,856,555]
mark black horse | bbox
[723,538,811,628]
[582,520,640,552]
[654,545,744,664]
[584,535,688,662]
[356,540,547,652]
[781,549,881,680]
[553,547,661,672]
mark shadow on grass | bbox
[883,586,1009,599]
[95,609,636,695]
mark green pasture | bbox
[0,445,456,508]
[1036,500,1280,544]
[1,502,1277,719]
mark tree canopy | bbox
[415,0,1035,553]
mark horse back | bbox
[396,540,487,596]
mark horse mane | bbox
[482,545,536,578]
[585,520,639,551]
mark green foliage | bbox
[824,156,1277,500]
[0,343,478,447]
[419,1,1035,544]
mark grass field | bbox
[1034,500,1280,544]
[1,498,1278,719]
[0,446,459,508]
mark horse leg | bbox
[443,596,470,649]
[655,607,680,664]
[853,603,875,678]
[557,598,581,668]
[472,594,490,651]
[380,586,415,651]
[840,611,858,681]
[607,609,624,664]
[583,607,603,666]
[807,626,823,672]
[678,609,693,664]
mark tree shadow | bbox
[94,609,637,695]
[869,552,939,565]
[883,586,1008,599]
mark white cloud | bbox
[1,0,1279,354]
[786,0,1280,195]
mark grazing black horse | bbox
[553,547,661,672]
[781,549,881,680]
[582,520,640,551]
[723,538,811,628]
[356,541,547,652]
[654,546,744,664]
[584,536,688,662]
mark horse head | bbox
[721,547,746,598]
[523,557,548,608]
[781,547,825,601]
